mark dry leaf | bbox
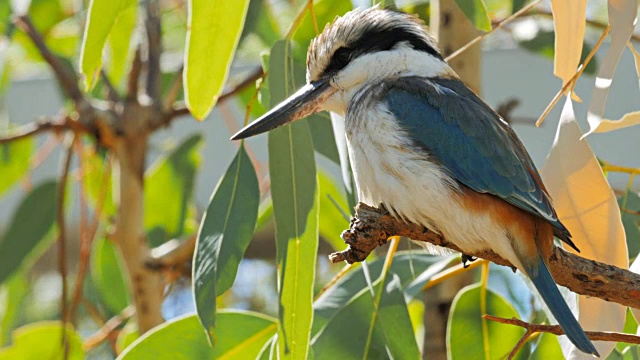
[586,0,638,136]
[541,96,628,359]
[591,111,640,133]
[628,42,640,91]
[551,0,587,87]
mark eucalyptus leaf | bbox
[0,137,32,197]
[193,144,259,341]
[0,181,57,284]
[0,322,84,359]
[185,0,250,119]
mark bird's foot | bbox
[461,254,477,268]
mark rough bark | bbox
[330,203,640,310]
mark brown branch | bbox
[0,116,82,144]
[13,16,84,104]
[100,70,120,103]
[144,0,162,102]
[484,315,640,359]
[330,203,640,310]
[152,66,265,131]
[145,235,196,278]
[57,135,76,359]
[83,306,135,351]
[127,47,142,102]
[163,66,184,112]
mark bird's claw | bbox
[461,254,477,268]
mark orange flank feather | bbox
[457,185,556,263]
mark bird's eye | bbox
[334,47,352,68]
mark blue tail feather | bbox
[528,257,599,357]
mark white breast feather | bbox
[345,97,524,270]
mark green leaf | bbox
[145,135,203,246]
[308,115,340,163]
[0,180,57,284]
[268,39,319,359]
[118,311,277,360]
[0,272,28,346]
[377,274,421,359]
[318,170,350,250]
[84,151,115,217]
[619,191,640,260]
[185,0,250,120]
[530,332,562,359]
[447,284,526,360]
[0,137,32,196]
[313,252,446,334]
[453,0,492,31]
[512,0,527,12]
[116,322,139,354]
[90,237,130,314]
[0,322,84,359]
[312,273,420,359]
[80,0,136,89]
[518,30,598,76]
[193,144,260,342]
[107,4,136,86]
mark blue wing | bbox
[382,76,575,249]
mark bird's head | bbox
[231,6,454,140]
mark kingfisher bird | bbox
[231,7,598,356]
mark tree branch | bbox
[330,203,640,310]
[127,47,142,102]
[144,0,162,102]
[152,66,265,131]
[13,16,84,104]
[484,315,640,359]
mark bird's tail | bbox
[527,256,599,357]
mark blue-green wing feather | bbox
[383,77,574,247]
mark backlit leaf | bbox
[80,0,136,89]
[586,0,638,136]
[0,137,32,197]
[118,312,276,359]
[541,98,627,358]
[318,170,350,251]
[184,0,250,120]
[193,144,259,341]
[0,322,84,359]
[447,284,526,360]
[0,181,57,284]
[550,0,587,86]
[144,135,202,246]
[0,272,28,346]
[453,0,491,32]
[268,39,319,359]
[107,4,136,86]
[90,237,130,314]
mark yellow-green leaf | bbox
[0,322,84,359]
[107,4,137,86]
[453,0,492,32]
[184,0,250,120]
[80,0,136,90]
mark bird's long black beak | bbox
[230,79,334,140]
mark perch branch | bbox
[484,315,640,359]
[330,203,640,310]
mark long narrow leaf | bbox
[268,40,319,359]
[79,0,135,89]
[193,144,260,341]
[185,0,250,120]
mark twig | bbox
[127,47,142,102]
[484,315,640,359]
[100,70,120,103]
[158,66,264,127]
[0,117,79,144]
[57,135,76,359]
[83,306,135,351]
[145,235,196,278]
[145,0,162,102]
[422,259,486,291]
[69,149,112,322]
[330,203,640,310]
[163,65,184,112]
[13,16,84,104]
[535,25,610,126]
[445,0,541,62]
